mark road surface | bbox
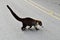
[0,0,60,40]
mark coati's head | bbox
[37,20,44,28]
[38,21,42,26]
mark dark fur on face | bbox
[37,20,42,26]
[7,5,43,31]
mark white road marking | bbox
[24,0,60,20]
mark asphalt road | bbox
[0,0,60,40]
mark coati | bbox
[6,5,43,31]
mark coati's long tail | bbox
[7,5,22,21]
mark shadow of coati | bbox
[6,5,43,31]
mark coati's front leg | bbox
[28,26,39,30]
[34,26,39,30]
[34,23,39,30]
[28,22,39,30]
[28,21,39,30]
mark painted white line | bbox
[24,0,60,20]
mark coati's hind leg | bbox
[21,24,26,31]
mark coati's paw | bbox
[22,28,26,31]
[21,27,26,31]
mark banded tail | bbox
[7,5,22,21]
